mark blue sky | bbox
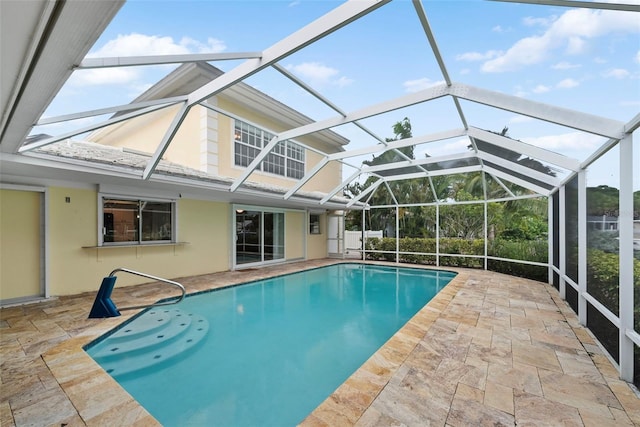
[39,0,639,188]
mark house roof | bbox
[1,0,638,210]
[107,61,349,150]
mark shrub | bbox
[488,239,548,263]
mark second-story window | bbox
[234,120,305,179]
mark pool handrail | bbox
[110,267,186,311]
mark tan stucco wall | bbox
[88,105,201,169]
[46,187,231,296]
[44,188,325,295]
[48,187,100,295]
[90,96,344,194]
[216,98,343,193]
[285,211,304,260]
[0,189,41,299]
[306,213,328,260]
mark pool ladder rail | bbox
[88,268,186,318]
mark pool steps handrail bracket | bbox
[88,268,186,318]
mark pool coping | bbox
[40,260,464,425]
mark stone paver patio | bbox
[1,259,639,426]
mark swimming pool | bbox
[86,263,456,426]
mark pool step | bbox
[90,308,209,377]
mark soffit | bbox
[0,0,124,153]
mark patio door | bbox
[327,213,344,258]
[235,208,284,267]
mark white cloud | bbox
[88,33,225,57]
[419,138,469,157]
[285,62,353,87]
[492,25,509,33]
[456,50,502,62]
[603,68,631,79]
[70,33,227,87]
[556,78,579,88]
[482,8,639,73]
[532,84,551,93]
[403,78,445,93]
[522,132,602,152]
[179,36,226,54]
[551,61,581,70]
[459,68,470,75]
[70,68,139,86]
[514,85,528,97]
[482,35,553,72]
[508,115,534,124]
[523,16,555,27]
[565,36,587,54]
[636,50,640,63]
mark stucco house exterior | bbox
[0,63,351,305]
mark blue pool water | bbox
[86,263,456,426]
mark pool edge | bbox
[299,264,468,426]
[41,260,466,426]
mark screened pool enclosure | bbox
[1,0,638,388]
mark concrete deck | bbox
[1,260,638,426]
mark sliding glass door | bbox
[235,208,284,266]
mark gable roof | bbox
[124,62,349,150]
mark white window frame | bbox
[233,119,305,180]
[98,194,177,246]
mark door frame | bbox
[327,212,345,258]
[232,204,288,270]
[0,184,49,305]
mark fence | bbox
[345,230,383,251]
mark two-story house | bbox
[0,62,351,305]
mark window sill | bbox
[82,242,189,249]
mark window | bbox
[234,120,305,179]
[102,197,174,245]
[310,214,321,234]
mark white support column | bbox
[361,209,366,261]
[484,201,488,271]
[559,185,566,299]
[436,204,440,267]
[618,134,634,382]
[42,189,50,298]
[395,206,400,264]
[578,170,587,326]
[548,194,554,285]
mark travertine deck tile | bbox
[514,390,583,426]
[487,362,543,396]
[447,393,514,427]
[512,341,562,372]
[538,368,623,418]
[484,380,514,415]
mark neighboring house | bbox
[587,215,619,232]
[587,215,640,251]
[0,63,351,305]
